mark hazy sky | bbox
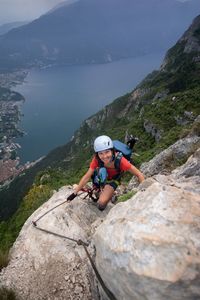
[0,0,191,25]
[0,0,66,25]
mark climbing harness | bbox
[80,185,101,201]
[32,198,117,300]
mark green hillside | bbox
[0,15,200,263]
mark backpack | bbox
[113,135,138,169]
[112,140,133,171]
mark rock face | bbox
[127,129,200,191]
[0,187,112,300]
[180,15,200,54]
[94,148,200,300]
[1,143,200,300]
[141,135,200,176]
[143,119,163,142]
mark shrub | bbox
[0,249,9,271]
[0,287,18,300]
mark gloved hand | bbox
[67,192,77,201]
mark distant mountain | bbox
[46,0,80,14]
[0,0,199,71]
[0,21,29,35]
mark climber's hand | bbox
[67,193,77,201]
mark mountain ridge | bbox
[0,21,29,35]
[0,0,199,70]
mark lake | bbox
[14,53,164,163]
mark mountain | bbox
[45,0,80,14]
[0,0,199,70]
[0,15,200,263]
[0,21,29,35]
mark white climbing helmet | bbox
[94,135,113,152]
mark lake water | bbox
[14,53,164,163]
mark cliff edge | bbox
[0,128,199,299]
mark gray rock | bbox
[143,119,163,142]
[0,187,110,300]
[172,148,200,178]
[140,136,200,177]
[1,133,200,300]
[94,171,200,300]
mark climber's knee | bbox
[97,202,107,211]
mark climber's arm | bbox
[74,168,94,194]
[128,165,145,183]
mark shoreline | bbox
[0,69,30,184]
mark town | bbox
[0,71,28,184]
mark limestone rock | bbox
[180,15,200,54]
[128,133,200,190]
[0,187,112,300]
[141,135,200,176]
[1,136,200,300]
[143,119,163,142]
[94,171,200,300]
[172,148,200,179]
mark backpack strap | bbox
[97,152,123,173]
[114,152,123,172]
[97,157,104,168]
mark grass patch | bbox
[118,191,137,203]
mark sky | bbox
[0,0,192,26]
[0,0,66,25]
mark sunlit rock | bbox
[94,170,200,300]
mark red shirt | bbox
[90,156,132,180]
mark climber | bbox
[67,135,145,210]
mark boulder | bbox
[94,152,200,300]
[172,148,200,179]
[128,116,200,191]
[141,135,199,177]
[0,186,112,300]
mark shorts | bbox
[92,167,121,191]
[105,179,120,190]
